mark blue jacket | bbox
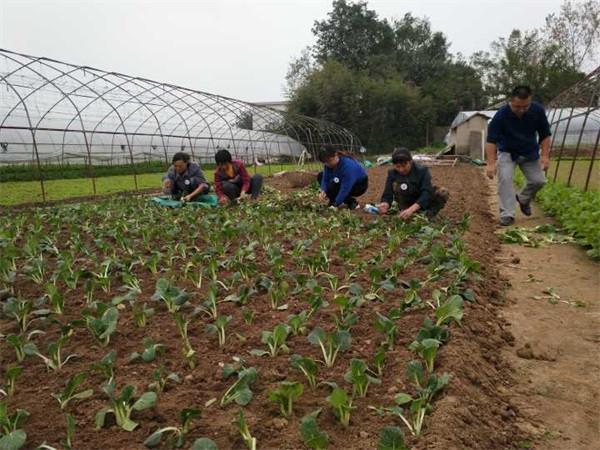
[486,102,551,160]
[320,156,367,206]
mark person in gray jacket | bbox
[162,152,210,201]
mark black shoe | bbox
[516,194,532,216]
[347,198,359,210]
[499,216,515,226]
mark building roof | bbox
[450,110,497,130]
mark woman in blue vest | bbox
[317,145,368,210]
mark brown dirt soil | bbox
[1,164,538,450]
[488,179,600,449]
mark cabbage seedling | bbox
[144,408,200,448]
[95,382,157,432]
[32,335,78,371]
[344,358,381,398]
[220,367,257,407]
[52,372,93,410]
[268,381,304,417]
[152,279,189,313]
[233,409,256,450]
[5,332,41,362]
[435,295,463,327]
[308,327,351,368]
[290,355,318,389]
[206,315,233,347]
[251,324,291,357]
[287,311,309,336]
[377,426,407,450]
[0,402,29,450]
[2,366,22,397]
[173,313,196,369]
[300,409,328,450]
[327,388,355,427]
[375,313,397,350]
[83,303,119,347]
[129,339,165,363]
[408,338,441,373]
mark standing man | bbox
[486,85,551,226]
[162,152,210,201]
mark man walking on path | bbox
[486,85,552,226]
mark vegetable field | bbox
[0,165,521,449]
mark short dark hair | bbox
[392,147,412,164]
[215,149,233,164]
[172,152,190,164]
[511,85,532,99]
[318,144,337,162]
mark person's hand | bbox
[218,196,229,205]
[238,191,249,201]
[182,194,192,202]
[318,191,327,202]
[486,162,496,179]
[540,156,550,171]
[163,179,172,190]
[398,204,418,220]
[377,202,390,214]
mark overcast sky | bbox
[1,0,565,102]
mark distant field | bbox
[547,159,598,190]
[0,163,321,206]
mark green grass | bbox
[0,163,321,206]
[548,159,598,190]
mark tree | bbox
[471,29,584,104]
[545,0,600,71]
[391,13,451,84]
[311,0,395,71]
[285,47,317,97]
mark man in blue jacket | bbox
[486,85,551,226]
[317,145,368,210]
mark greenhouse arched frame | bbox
[0,48,362,202]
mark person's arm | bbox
[189,164,208,189]
[214,169,225,200]
[485,112,502,179]
[333,162,358,207]
[377,171,394,213]
[162,167,175,194]
[320,167,330,192]
[237,161,251,193]
[538,108,552,170]
[399,169,431,220]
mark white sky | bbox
[0,0,565,102]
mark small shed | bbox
[447,111,496,160]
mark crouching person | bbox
[162,152,210,201]
[214,149,263,205]
[317,144,368,210]
[377,147,448,219]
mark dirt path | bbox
[488,178,600,449]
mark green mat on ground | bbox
[149,194,218,208]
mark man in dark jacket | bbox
[486,85,551,226]
[377,147,448,219]
[162,152,210,201]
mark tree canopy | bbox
[286,0,597,151]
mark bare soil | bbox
[5,164,594,450]
[488,179,600,450]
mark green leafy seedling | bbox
[144,408,200,448]
[95,382,157,432]
[268,381,304,417]
[290,355,319,389]
[52,372,93,410]
[300,409,328,450]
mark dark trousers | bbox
[395,186,448,217]
[317,172,368,207]
[222,174,263,200]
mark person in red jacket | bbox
[214,149,263,205]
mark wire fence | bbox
[546,66,599,191]
[0,48,362,203]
